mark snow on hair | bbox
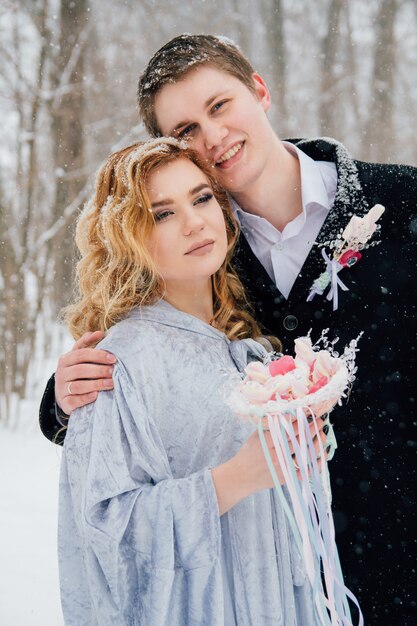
[63,139,273,349]
[138,34,257,137]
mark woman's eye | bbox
[194,193,213,206]
[154,209,173,222]
[178,124,196,139]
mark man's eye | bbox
[212,100,227,112]
[178,124,196,139]
[194,193,213,205]
[154,210,173,222]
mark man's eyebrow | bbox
[150,183,211,209]
[170,92,226,134]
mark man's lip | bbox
[214,141,244,165]
[185,239,215,254]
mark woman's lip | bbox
[185,241,215,256]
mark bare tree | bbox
[0,2,53,420]
[365,0,399,162]
[0,0,91,421]
[319,0,345,136]
[264,0,288,132]
[50,0,88,309]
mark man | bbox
[41,35,416,622]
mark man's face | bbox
[154,66,275,196]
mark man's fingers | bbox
[72,331,106,351]
[64,378,114,397]
[58,347,116,370]
[61,391,99,415]
[64,363,115,382]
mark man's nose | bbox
[202,120,228,151]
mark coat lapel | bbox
[232,138,374,323]
[280,138,371,307]
[233,232,283,298]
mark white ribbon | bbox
[307,249,349,311]
[259,407,364,626]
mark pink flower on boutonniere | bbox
[339,249,362,268]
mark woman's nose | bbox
[183,209,205,236]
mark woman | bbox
[59,138,327,625]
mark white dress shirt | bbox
[231,142,338,299]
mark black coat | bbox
[233,138,417,624]
[40,137,417,623]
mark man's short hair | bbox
[137,34,257,137]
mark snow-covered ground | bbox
[0,406,64,625]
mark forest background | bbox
[0,0,416,623]
[1,0,417,423]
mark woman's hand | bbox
[55,331,116,415]
[211,420,327,515]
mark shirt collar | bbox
[230,141,335,243]
[230,141,333,220]
[281,141,332,213]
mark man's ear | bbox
[252,73,271,112]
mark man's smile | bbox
[215,142,244,167]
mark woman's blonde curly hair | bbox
[64,138,280,350]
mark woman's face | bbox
[146,157,228,291]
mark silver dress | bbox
[58,300,316,625]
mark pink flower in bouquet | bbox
[268,374,292,397]
[268,355,296,377]
[266,356,310,399]
[290,374,310,399]
[309,376,329,394]
[272,371,309,400]
[245,361,270,384]
[241,380,275,404]
[294,337,316,367]
[233,333,357,418]
[312,350,335,382]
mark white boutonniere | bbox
[307,204,385,310]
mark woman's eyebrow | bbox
[150,198,173,209]
[189,183,211,195]
[150,183,211,209]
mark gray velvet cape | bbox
[58,300,317,625]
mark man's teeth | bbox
[217,143,242,164]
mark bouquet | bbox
[230,332,363,626]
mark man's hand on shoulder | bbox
[55,331,116,416]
